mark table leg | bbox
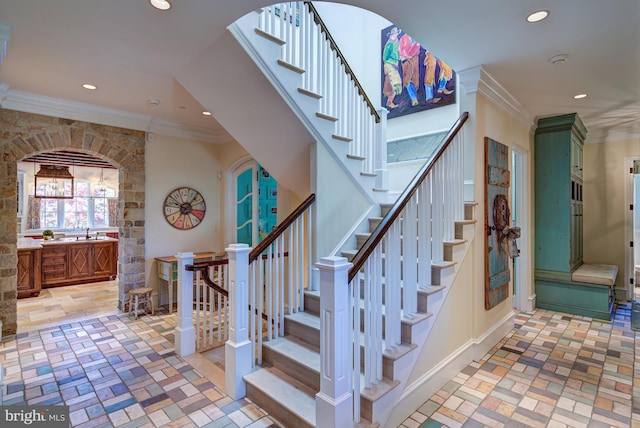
[169,281,173,313]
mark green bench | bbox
[535,263,618,321]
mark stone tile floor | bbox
[400,303,639,428]
[1,310,278,427]
[5,282,640,427]
[16,280,119,334]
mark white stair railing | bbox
[193,262,229,352]
[317,113,468,426]
[256,2,382,177]
[248,194,315,365]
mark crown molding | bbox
[0,86,233,143]
[457,65,536,134]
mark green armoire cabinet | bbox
[534,113,614,320]
[534,113,586,273]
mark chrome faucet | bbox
[85,228,90,240]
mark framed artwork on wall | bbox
[381,24,456,119]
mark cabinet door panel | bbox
[17,251,35,291]
[68,244,92,279]
[93,242,114,276]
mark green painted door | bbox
[235,164,277,246]
[257,165,277,242]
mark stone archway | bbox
[0,110,146,336]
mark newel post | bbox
[225,243,252,400]
[316,256,353,428]
[175,252,195,357]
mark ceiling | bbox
[0,0,638,144]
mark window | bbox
[38,180,117,229]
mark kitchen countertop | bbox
[18,236,118,250]
[17,238,43,250]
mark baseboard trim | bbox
[386,310,515,428]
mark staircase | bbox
[228,3,389,204]
[244,200,476,427]
[175,3,474,426]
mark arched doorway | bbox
[0,110,146,337]
[226,157,278,247]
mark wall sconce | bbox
[34,165,74,198]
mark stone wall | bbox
[0,110,146,337]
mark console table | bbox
[155,252,214,312]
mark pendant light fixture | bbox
[34,164,74,198]
[96,168,106,194]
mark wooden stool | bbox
[127,287,154,319]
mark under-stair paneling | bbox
[386,248,514,427]
[314,142,372,262]
[176,30,313,198]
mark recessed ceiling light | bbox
[549,54,568,65]
[573,93,588,99]
[149,0,171,11]
[526,10,549,23]
[202,111,212,116]
[82,83,97,90]
[147,98,161,106]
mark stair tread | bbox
[443,238,467,246]
[432,260,457,269]
[355,331,417,360]
[254,27,285,45]
[455,219,477,225]
[358,376,400,402]
[286,311,321,330]
[264,336,320,372]
[332,133,352,142]
[419,285,446,295]
[245,367,316,424]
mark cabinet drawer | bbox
[42,255,65,265]
[43,272,66,282]
[42,246,66,255]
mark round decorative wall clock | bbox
[163,187,206,230]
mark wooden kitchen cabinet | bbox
[42,245,68,286]
[68,243,92,279]
[41,239,118,287]
[17,247,41,298]
[93,241,117,277]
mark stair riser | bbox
[304,293,320,317]
[357,281,430,311]
[246,382,314,428]
[444,241,467,264]
[284,317,320,348]
[262,346,320,392]
[455,222,475,240]
[380,204,393,217]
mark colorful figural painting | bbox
[381,25,456,119]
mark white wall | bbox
[583,139,640,299]
[145,134,224,304]
[145,136,299,306]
